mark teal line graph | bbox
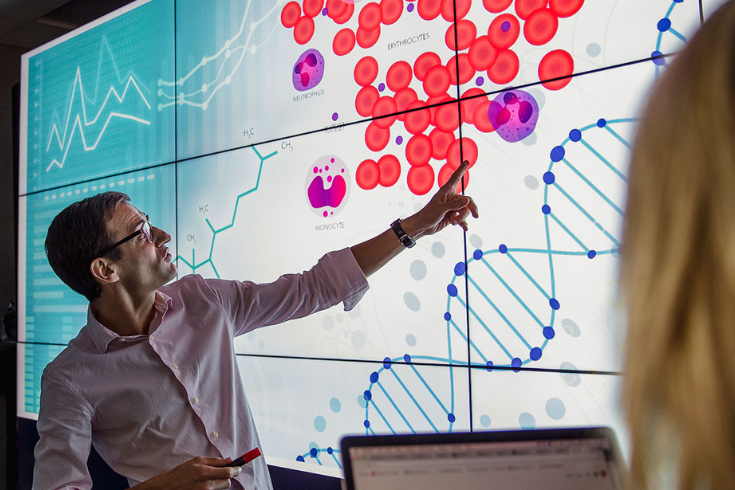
[175,146,277,276]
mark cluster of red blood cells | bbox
[281,0,585,196]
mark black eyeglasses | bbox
[95,217,153,259]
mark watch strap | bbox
[390,219,416,248]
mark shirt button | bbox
[118,338,125,342]
[193,397,199,404]
[172,364,179,370]
[212,431,219,438]
[150,335,155,341]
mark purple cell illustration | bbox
[306,156,351,218]
[487,89,540,143]
[292,49,325,92]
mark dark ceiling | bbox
[0,0,135,50]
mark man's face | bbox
[104,202,177,295]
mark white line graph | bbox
[157,0,281,111]
[45,37,152,172]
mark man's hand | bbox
[350,159,479,277]
[403,159,479,240]
[133,456,241,490]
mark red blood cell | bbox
[488,13,520,50]
[417,0,441,20]
[539,49,574,90]
[378,154,402,187]
[482,0,512,13]
[434,103,460,133]
[487,49,519,85]
[326,0,348,19]
[404,100,431,134]
[441,0,471,21]
[333,28,356,56]
[460,88,487,124]
[473,100,496,132]
[359,3,383,30]
[445,19,478,51]
[407,165,435,195]
[303,0,324,18]
[468,36,498,71]
[356,25,381,48]
[355,85,380,117]
[381,0,404,24]
[406,134,433,166]
[515,0,547,20]
[394,87,418,120]
[549,0,584,17]
[414,52,442,81]
[293,16,315,44]
[429,128,456,160]
[333,1,355,24]
[524,8,558,45]
[365,122,391,151]
[356,159,380,190]
[373,96,398,128]
[423,65,451,97]
[387,61,413,92]
[281,2,301,28]
[438,163,470,193]
[354,56,379,86]
[447,53,474,85]
[447,137,478,169]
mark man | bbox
[34,161,478,489]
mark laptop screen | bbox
[342,428,625,490]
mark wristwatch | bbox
[391,219,416,248]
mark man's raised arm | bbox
[350,160,479,278]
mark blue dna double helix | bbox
[296,117,637,466]
[652,0,693,74]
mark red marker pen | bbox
[225,447,262,467]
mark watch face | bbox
[400,235,416,248]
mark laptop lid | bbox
[341,427,626,490]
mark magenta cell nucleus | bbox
[306,156,351,218]
[487,89,540,143]
[292,48,325,91]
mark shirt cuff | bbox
[319,248,370,311]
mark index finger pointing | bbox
[442,160,470,192]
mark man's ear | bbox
[90,257,119,285]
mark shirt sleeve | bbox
[33,368,95,490]
[203,248,369,337]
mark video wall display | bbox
[19,0,708,477]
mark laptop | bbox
[341,427,626,490]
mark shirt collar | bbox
[87,290,173,353]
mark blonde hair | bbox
[622,2,735,488]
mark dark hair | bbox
[45,191,131,302]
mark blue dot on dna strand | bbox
[657,18,671,32]
[310,447,318,458]
[448,413,456,423]
[511,358,522,371]
[444,311,452,321]
[364,389,372,401]
[569,129,582,142]
[498,244,508,253]
[454,262,466,276]
[543,171,556,184]
[473,249,483,260]
[370,372,379,383]
[447,284,458,297]
[383,357,392,369]
[297,455,305,462]
[530,347,542,361]
[588,250,597,259]
[651,50,666,66]
[543,327,555,339]
[597,118,607,128]
[364,419,370,428]
[550,146,565,163]
[486,361,493,371]
[549,298,560,310]
[404,354,411,363]
[542,204,551,214]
